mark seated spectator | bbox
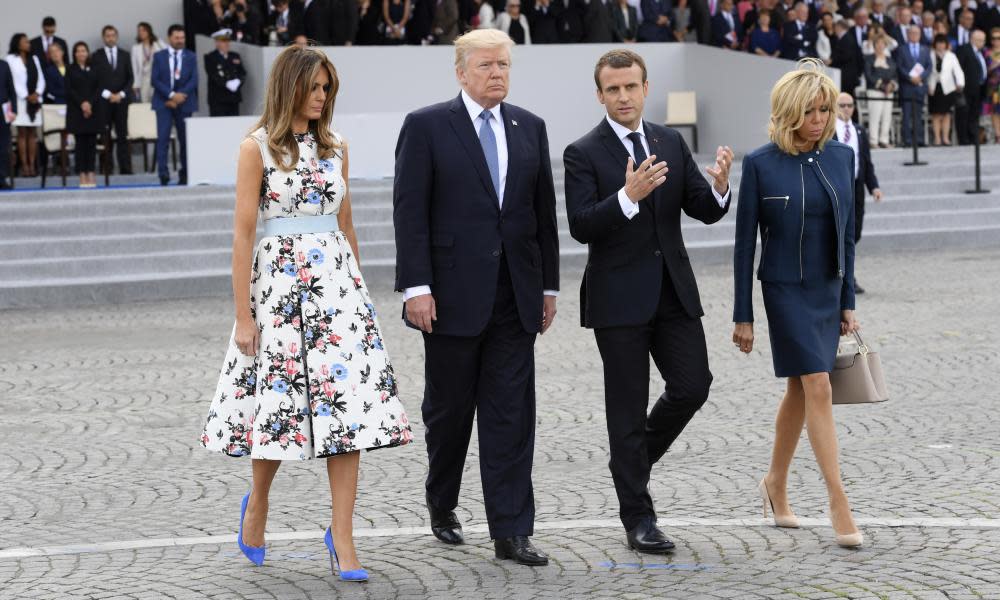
[639,0,675,42]
[528,0,560,43]
[816,11,835,63]
[864,33,898,147]
[712,0,744,48]
[43,43,67,104]
[928,33,964,145]
[781,1,818,58]
[750,9,782,55]
[495,0,533,42]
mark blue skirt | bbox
[762,278,842,378]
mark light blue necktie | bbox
[478,109,500,200]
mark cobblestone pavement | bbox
[1,246,999,600]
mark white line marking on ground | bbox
[2,517,998,560]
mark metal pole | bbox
[966,125,991,194]
[904,97,926,166]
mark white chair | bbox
[40,104,73,188]
[128,102,176,173]
[665,92,699,153]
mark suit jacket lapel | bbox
[499,103,520,213]
[643,120,664,214]
[447,94,500,208]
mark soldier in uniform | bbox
[204,29,246,117]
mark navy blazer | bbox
[392,94,559,337]
[781,20,819,59]
[0,60,14,109]
[895,42,931,99]
[733,141,856,324]
[42,65,66,104]
[638,0,674,42]
[151,48,198,114]
[564,119,730,329]
[711,11,743,47]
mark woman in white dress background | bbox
[5,33,45,177]
[130,22,165,103]
[201,45,411,582]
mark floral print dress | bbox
[201,128,412,460]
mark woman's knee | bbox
[800,372,831,398]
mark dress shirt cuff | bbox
[543,290,559,297]
[101,89,111,99]
[168,91,176,99]
[403,285,432,300]
[712,182,731,208]
[617,187,640,220]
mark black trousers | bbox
[422,256,538,539]
[593,270,713,531]
[0,122,9,181]
[854,178,866,243]
[954,91,982,145]
[209,102,239,117]
[75,133,97,173]
[105,100,131,173]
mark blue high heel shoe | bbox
[324,527,369,582]
[238,492,266,566]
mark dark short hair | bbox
[42,16,56,28]
[168,24,185,37]
[8,33,27,56]
[593,49,647,90]
[932,33,950,46]
[102,25,117,36]
[72,41,90,66]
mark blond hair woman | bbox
[732,59,863,548]
[200,46,412,581]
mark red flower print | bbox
[299,268,312,282]
[295,432,307,445]
[289,342,298,354]
[322,381,335,398]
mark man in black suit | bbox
[393,30,559,567]
[529,0,561,43]
[554,0,586,42]
[204,30,246,116]
[891,6,913,46]
[583,0,617,41]
[0,60,15,189]
[613,0,640,41]
[30,17,68,66]
[831,13,863,97]
[712,0,743,48]
[92,25,135,175]
[834,92,882,294]
[897,25,932,146]
[292,0,335,44]
[781,2,818,59]
[953,9,976,47]
[330,0,360,44]
[975,0,1000,32]
[869,0,894,30]
[956,29,989,144]
[563,49,733,554]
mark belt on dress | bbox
[261,215,341,237]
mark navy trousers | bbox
[900,92,925,146]
[0,122,9,183]
[155,107,188,180]
[421,255,538,539]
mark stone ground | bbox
[1,245,999,600]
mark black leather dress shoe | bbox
[426,493,464,545]
[855,282,866,294]
[159,176,169,186]
[626,518,676,554]
[494,536,549,566]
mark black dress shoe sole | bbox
[494,548,549,566]
[431,528,464,545]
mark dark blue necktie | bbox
[478,110,500,200]
[627,131,647,165]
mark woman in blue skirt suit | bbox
[732,59,864,548]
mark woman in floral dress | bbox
[200,45,411,580]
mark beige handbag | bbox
[831,332,889,405]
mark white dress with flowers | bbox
[201,128,412,460]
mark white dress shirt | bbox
[404,90,556,300]
[168,49,184,98]
[836,118,860,179]
[605,115,730,221]
[101,46,119,99]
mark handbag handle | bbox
[853,331,870,356]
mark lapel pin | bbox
[512,120,518,126]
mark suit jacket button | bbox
[492,250,501,257]
[654,250,662,257]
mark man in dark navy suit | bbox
[151,25,199,185]
[896,25,932,146]
[781,2,818,59]
[0,59,15,189]
[834,92,882,294]
[392,29,559,567]
[92,25,135,174]
[563,49,733,554]
[30,17,68,66]
[711,0,743,49]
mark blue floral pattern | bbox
[201,128,412,460]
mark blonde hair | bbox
[252,45,342,171]
[768,58,839,155]
[453,29,514,69]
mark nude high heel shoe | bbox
[758,478,800,529]
[835,531,864,548]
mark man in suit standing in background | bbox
[712,0,744,49]
[151,25,198,186]
[583,0,617,42]
[30,17,68,67]
[976,0,1000,32]
[563,49,733,555]
[330,0,361,44]
[555,0,586,42]
[834,92,882,294]
[92,25,134,175]
[393,30,559,567]
[897,25,932,146]
[0,59,15,189]
[781,2,818,59]
[529,0,561,43]
[204,29,246,117]
[955,29,989,145]
[293,0,335,44]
